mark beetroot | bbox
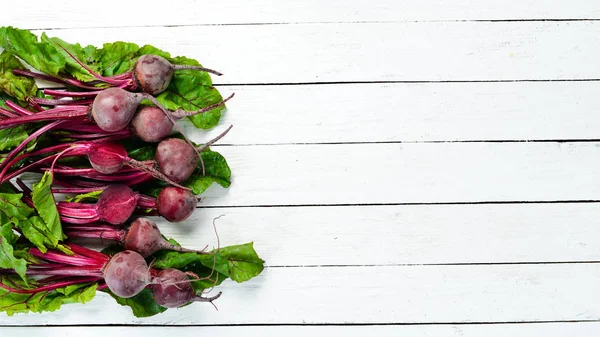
[130,106,173,143]
[157,186,198,222]
[123,218,203,257]
[95,185,139,225]
[151,268,222,308]
[91,88,143,132]
[155,138,197,183]
[130,93,233,143]
[155,124,234,181]
[103,250,151,298]
[133,55,223,95]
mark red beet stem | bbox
[0,276,101,294]
[5,100,34,116]
[0,120,66,173]
[68,244,111,263]
[0,106,90,130]
[0,108,18,118]
[57,205,99,218]
[44,88,102,98]
[12,69,100,90]
[61,215,101,225]
[65,230,124,242]
[33,97,95,106]
[29,248,103,267]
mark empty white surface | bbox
[1,0,600,336]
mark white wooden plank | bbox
[4,324,600,337]
[27,22,600,83]
[195,142,600,206]
[151,203,600,266]
[6,0,600,30]
[2,264,600,324]
[192,82,600,144]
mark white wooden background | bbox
[2,1,600,336]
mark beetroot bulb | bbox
[151,268,222,308]
[154,124,233,181]
[64,217,208,258]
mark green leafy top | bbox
[0,275,97,316]
[0,51,38,102]
[32,172,64,244]
[0,27,66,78]
[64,190,102,203]
[0,26,227,129]
[153,242,265,284]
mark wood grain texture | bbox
[26,22,600,84]
[198,142,600,206]
[4,324,600,337]
[2,264,600,325]
[192,82,600,144]
[5,0,600,29]
[149,203,600,266]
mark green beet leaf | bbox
[42,35,99,82]
[156,56,225,130]
[0,221,27,282]
[0,275,97,316]
[182,149,231,194]
[64,190,102,203]
[0,192,35,221]
[93,41,140,77]
[18,215,57,252]
[106,288,168,318]
[32,172,64,242]
[0,51,38,102]
[0,125,29,152]
[152,242,265,285]
[0,26,66,78]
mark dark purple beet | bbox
[157,187,198,222]
[123,218,204,257]
[151,268,222,308]
[133,55,173,96]
[130,106,174,142]
[91,88,144,132]
[133,55,223,95]
[87,142,128,174]
[103,250,151,298]
[155,138,198,183]
[96,185,139,225]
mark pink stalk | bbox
[0,276,101,294]
[12,69,100,90]
[0,120,67,172]
[29,248,103,267]
[5,100,34,116]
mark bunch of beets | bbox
[0,27,263,317]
